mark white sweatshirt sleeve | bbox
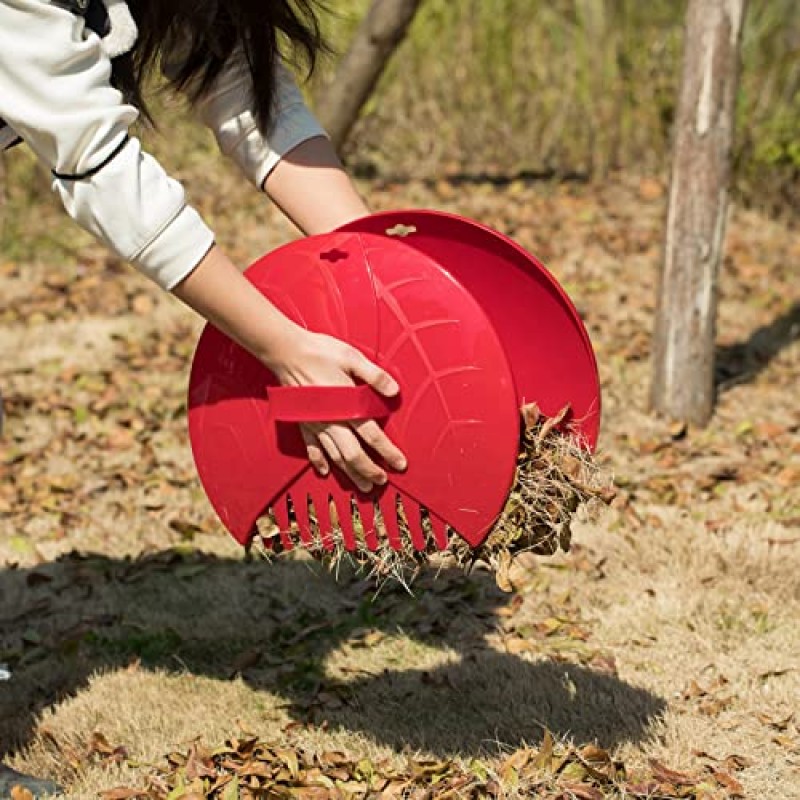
[192,52,328,190]
[0,0,215,290]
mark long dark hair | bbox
[113,0,329,132]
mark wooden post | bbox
[650,0,747,426]
[314,0,423,152]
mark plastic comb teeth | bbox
[267,488,451,554]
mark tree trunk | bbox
[650,0,747,426]
[0,151,6,219]
[315,0,423,152]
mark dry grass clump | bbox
[449,403,613,569]
[256,404,613,589]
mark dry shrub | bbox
[256,404,614,590]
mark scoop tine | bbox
[291,493,315,548]
[333,495,358,551]
[271,499,295,551]
[400,496,427,551]
[376,492,402,551]
[356,497,379,551]
[429,513,450,550]
[310,491,335,551]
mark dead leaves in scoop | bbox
[449,403,614,589]
[260,404,614,592]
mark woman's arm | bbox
[172,245,407,492]
[194,58,369,232]
[0,0,214,290]
[261,135,369,234]
[193,59,411,484]
[0,4,404,492]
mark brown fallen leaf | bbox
[766,536,800,546]
[648,759,698,787]
[537,404,571,446]
[756,711,794,731]
[558,782,604,800]
[692,750,754,772]
[500,747,533,774]
[722,754,755,772]
[378,781,409,799]
[711,769,745,797]
[88,731,116,756]
[98,789,145,800]
[772,734,800,752]
[699,695,734,716]
[621,782,661,798]
[533,730,556,770]
[522,402,541,430]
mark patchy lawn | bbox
[1,168,798,799]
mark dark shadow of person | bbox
[0,548,665,761]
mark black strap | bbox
[50,0,91,15]
[52,134,130,181]
[50,0,110,36]
[85,0,111,37]
[50,0,109,33]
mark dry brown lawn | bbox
[1,156,798,798]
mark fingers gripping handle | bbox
[267,384,398,423]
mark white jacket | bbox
[0,0,327,289]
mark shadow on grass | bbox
[716,301,800,391]
[349,162,590,186]
[0,549,665,759]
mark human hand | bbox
[269,330,407,493]
[170,247,405,491]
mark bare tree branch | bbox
[315,0,424,152]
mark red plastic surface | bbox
[188,230,520,550]
[338,211,601,448]
[267,384,397,422]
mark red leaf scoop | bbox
[188,211,601,553]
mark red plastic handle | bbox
[267,384,397,422]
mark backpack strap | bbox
[50,0,91,13]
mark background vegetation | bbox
[3,0,798,257]
[316,0,800,213]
